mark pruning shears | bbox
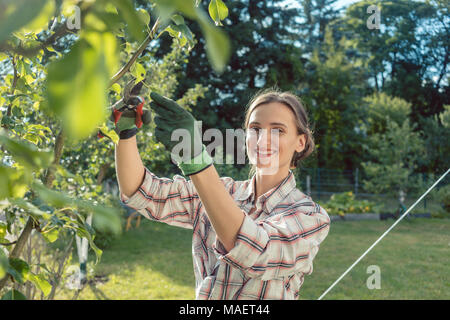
[97,80,152,140]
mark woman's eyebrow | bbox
[249,121,287,128]
[271,122,287,128]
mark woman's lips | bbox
[255,149,277,157]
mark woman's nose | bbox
[256,128,267,145]
[257,129,277,149]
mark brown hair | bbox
[243,87,315,176]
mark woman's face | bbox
[246,102,306,174]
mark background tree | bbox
[361,94,426,198]
[297,0,341,49]
[417,105,450,174]
[339,0,450,132]
[300,26,370,171]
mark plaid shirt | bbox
[120,167,330,300]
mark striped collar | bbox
[237,170,297,213]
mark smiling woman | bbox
[117,87,330,300]
[244,88,316,180]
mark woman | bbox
[115,88,330,300]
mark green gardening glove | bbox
[149,92,213,176]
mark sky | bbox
[334,0,360,9]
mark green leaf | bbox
[137,8,151,27]
[208,0,228,26]
[0,165,29,199]
[41,227,59,243]
[0,0,47,44]
[32,182,74,209]
[177,24,195,49]
[8,258,30,284]
[28,273,52,297]
[98,123,119,145]
[0,249,8,279]
[162,24,180,38]
[171,14,185,25]
[32,182,122,236]
[55,165,84,185]
[197,11,230,73]
[0,53,8,62]
[75,200,122,236]
[171,0,197,19]
[110,83,121,95]
[20,0,55,35]
[10,198,48,219]
[0,131,54,169]
[110,0,146,42]
[46,32,118,140]
[131,62,146,84]
[89,240,103,265]
[92,10,122,35]
[6,258,51,296]
[0,222,6,240]
[73,222,103,264]
[162,22,195,49]
[1,290,27,300]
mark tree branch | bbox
[0,241,17,246]
[109,16,161,87]
[44,129,65,188]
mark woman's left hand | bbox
[149,92,213,176]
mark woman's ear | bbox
[296,134,306,153]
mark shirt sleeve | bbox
[120,167,199,229]
[120,167,235,230]
[213,202,331,280]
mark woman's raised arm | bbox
[115,135,145,198]
[190,164,246,251]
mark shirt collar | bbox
[237,174,256,202]
[237,170,297,213]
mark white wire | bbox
[317,168,450,300]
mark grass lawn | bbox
[55,217,450,300]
